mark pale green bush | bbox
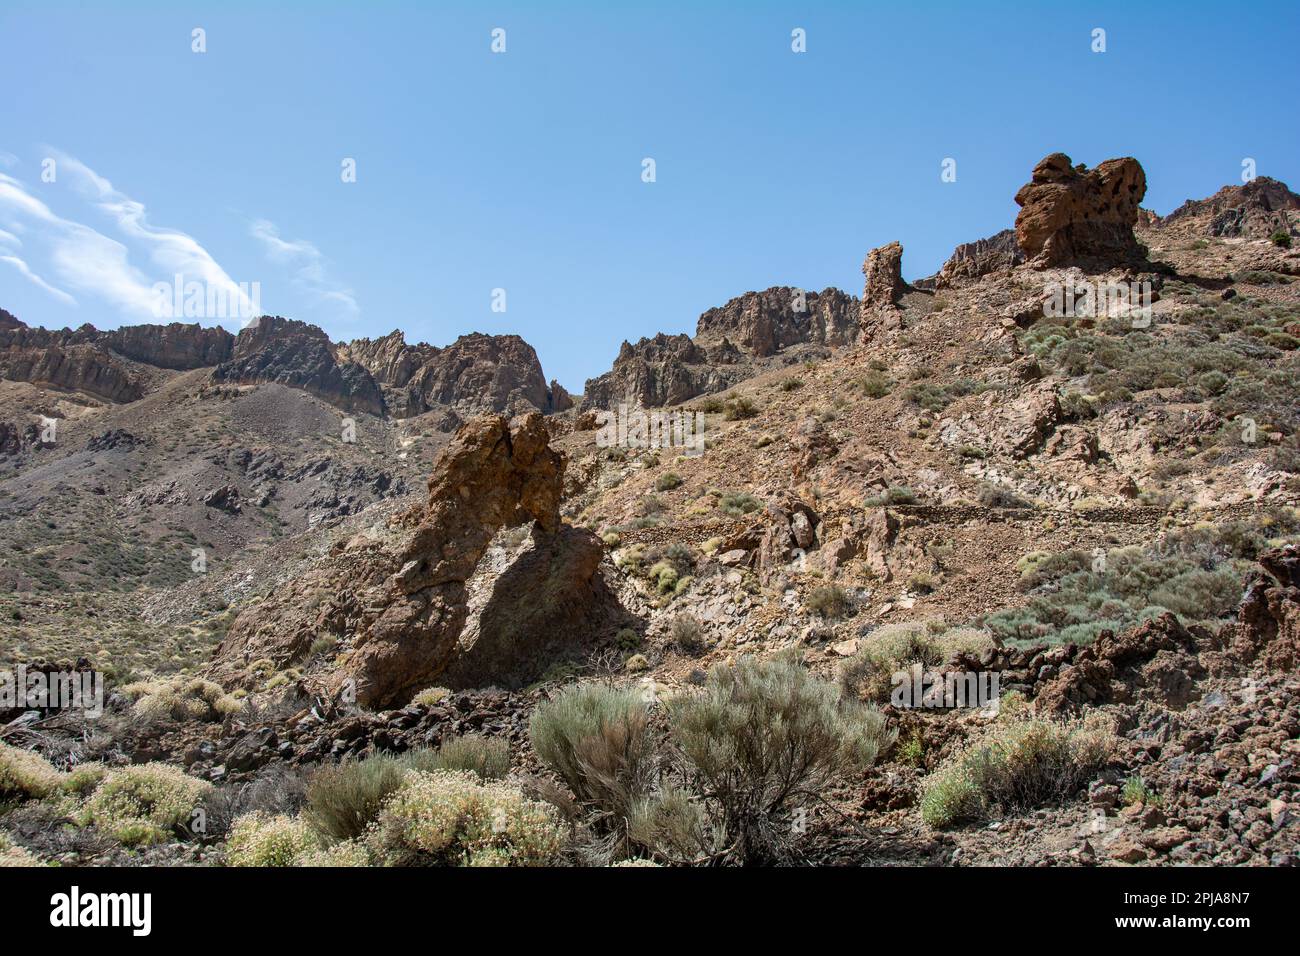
[669,654,895,864]
[297,839,371,867]
[841,621,996,703]
[530,684,653,830]
[920,713,1117,828]
[226,812,320,866]
[77,763,211,845]
[61,762,108,796]
[124,676,242,722]
[368,770,564,866]
[0,741,63,801]
[412,686,451,707]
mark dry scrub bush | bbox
[304,737,507,842]
[841,621,996,703]
[920,712,1117,829]
[61,762,108,796]
[0,741,63,801]
[367,769,564,866]
[226,812,320,866]
[668,654,895,864]
[0,832,42,867]
[297,839,371,867]
[76,763,212,846]
[411,686,450,707]
[529,684,653,845]
[123,676,243,722]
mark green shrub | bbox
[1121,775,1161,807]
[865,486,917,506]
[530,684,653,837]
[297,839,371,867]
[841,621,995,703]
[857,370,892,398]
[654,472,683,491]
[77,763,212,845]
[428,735,509,781]
[806,584,851,619]
[670,614,707,654]
[368,770,564,866]
[723,396,759,421]
[977,483,1033,509]
[412,686,451,707]
[61,762,108,796]
[124,676,241,722]
[920,713,1116,828]
[303,740,506,842]
[717,492,761,517]
[1270,230,1292,249]
[0,741,63,801]
[309,636,339,658]
[648,561,679,593]
[226,812,320,866]
[669,654,895,864]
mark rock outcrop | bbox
[214,413,603,707]
[344,331,560,418]
[582,332,743,410]
[933,229,1025,287]
[0,316,235,403]
[212,316,386,416]
[102,322,234,369]
[1158,176,1300,240]
[582,287,860,410]
[1014,153,1148,268]
[0,316,146,403]
[695,287,858,356]
[862,242,909,310]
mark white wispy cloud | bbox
[250,218,358,315]
[0,171,154,313]
[57,153,258,320]
[0,254,76,305]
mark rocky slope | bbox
[2,152,1299,869]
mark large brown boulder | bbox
[213,413,582,707]
[1014,153,1148,268]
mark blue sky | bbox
[1,1,1297,392]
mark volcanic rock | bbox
[1014,153,1148,268]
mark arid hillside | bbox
[2,154,1298,868]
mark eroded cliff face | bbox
[211,315,386,416]
[343,330,562,418]
[582,287,861,410]
[0,314,234,403]
[1157,176,1300,240]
